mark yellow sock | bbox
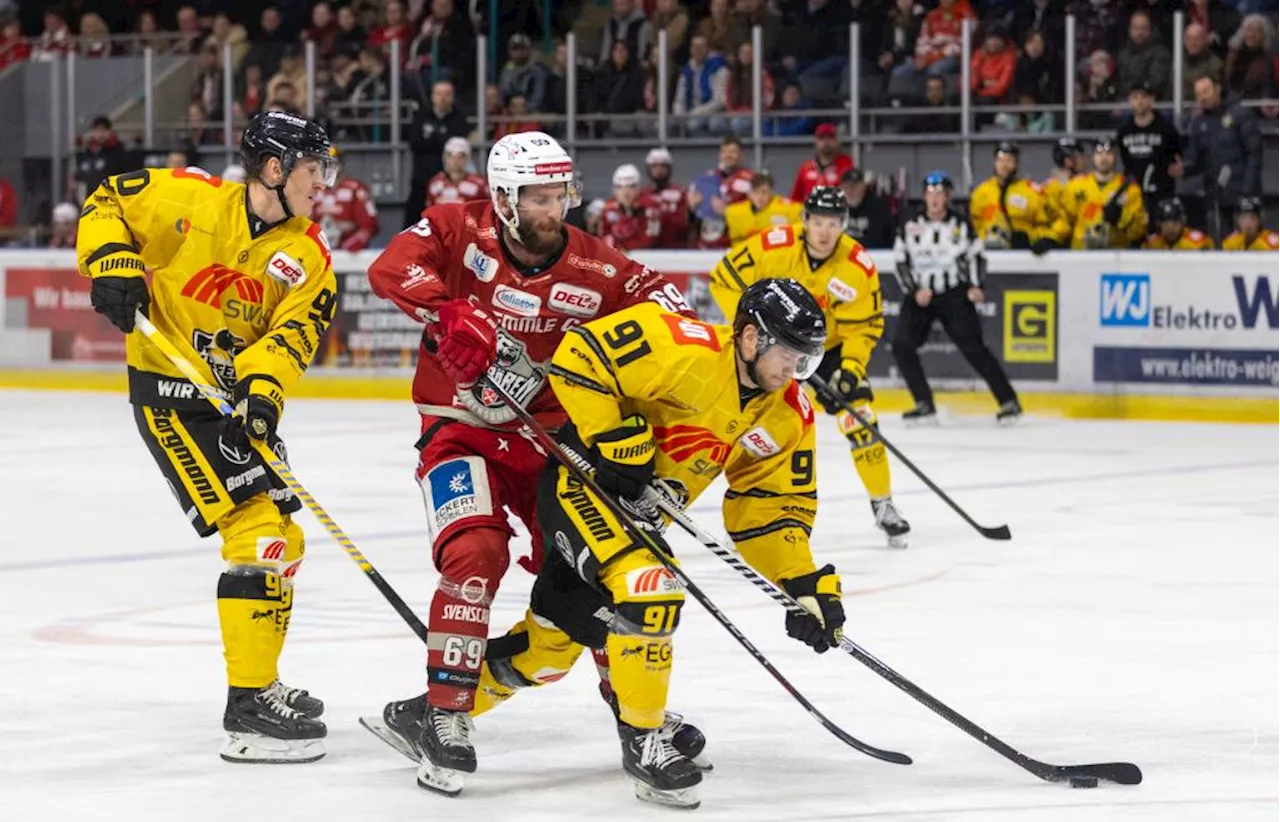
[217,569,288,688]
[839,406,892,500]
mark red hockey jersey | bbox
[790,154,854,203]
[597,194,662,252]
[367,199,694,430]
[425,171,490,208]
[645,182,690,248]
[314,178,380,251]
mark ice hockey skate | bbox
[221,684,327,764]
[872,498,910,549]
[414,706,475,796]
[619,722,703,809]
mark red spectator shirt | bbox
[790,153,854,203]
[645,182,690,248]
[598,195,663,251]
[314,178,380,251]
[425,171,490,208]
[367,24,413,62]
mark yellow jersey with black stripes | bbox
[76,166,337,410]
[709,223,884,376]
[549,301,823,585]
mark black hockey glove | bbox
[781,564,845,653]
[90,275,150,333]
[1030,237,1057,256]
[1102,199,1124,226]
[1009,230,1032,250]
[231,376,284,444]
[817,361,867,415]
[592,414,656,500]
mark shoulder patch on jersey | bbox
[827,277,857,302]
[661,312,721,351]
[266,251,307,287]
[548,282,603,318]
[1187,229,1205,240]
[739,426,781,458]
[782,381,815,426]
[305,222,332,268]
[760,224,796,250]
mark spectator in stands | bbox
[268,47,309,112]
[971,27,1017,122]
[1116,11,1172,99]
[791,123,853,203]
[725,41,773,134]
[1127,0,1179,44]
[1011,0,1065,57]
[904,75,961,132]
[75,116,130,196]
[368,0,414,64]
[207,13,249,68]
[173,5,205,55]
[166,146,193,169]
[765,83,815,136]
[1014,29,1061,132]
[687,134,754,249]
[0,176,18,231]
[404,79,469,224]
[901,0,975,80]
[304,2,338,58]
[643,147,691,249]
[191,44,225,118]
[410,0,476,91]
[779,0,851,98]
[724,171,799,245]
[840,168,894,249]
[478,82,505,140]
[648,0,690,103]
[1067,0,1121,67]
[78,13,114,58]
[673,33,729,135]
[1187,0,1241,56]
[127,10,165,57]
[494,94,541,138]
[600,0,652,70]
[879,0,923,81]
[1183,22,1225,100]
[266,80,301,114]
[184,102,223,147]
[499,34,550,113]
[1183,74,1263,231]
[595,39,647,135]
[696,0,745,58]
[32,8,73,61]
[239,62,267,115]
[1224,14,1278,104]
[350,47,391,110]
[0,18,30,70]
[47,203,78,250]
[733,0,781,65]
[335,5,368,55]
[1078,49,1121,129]
[245,7,288,79]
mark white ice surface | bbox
[0,390,1275,821]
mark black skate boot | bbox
[903,401,938,426]
[221,684,327,764]
[265,679,324,719]
[996,399,1023,426]
[872,498,910,549]
[359,693,427,763]
[601,679,712,770]
[619,721,703,809]
[415,706,476,797]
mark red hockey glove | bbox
[432,299,498,386]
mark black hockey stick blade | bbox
[807,376,1012,540]
[1049,762,1144,786]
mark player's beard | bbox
[515,216,564,257]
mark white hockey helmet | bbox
[486,130,581,232]
[612,163,641,188]
[645,147,672,166]
[444,136,471,156]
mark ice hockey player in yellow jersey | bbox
[1142,198,1214,250]
[710,186,909,548]
[1222,196,1280,251]
[1043,137,1085,231]
[968,141,1057,254]
[76,110,339,763]
[1053,138,1148,249]
[462,280,843,808]
[724,171,803,245]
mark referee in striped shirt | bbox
[891,172,1022,425]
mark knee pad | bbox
[435,526,510,595]
[839,401,879,447]
[219,496,305,587]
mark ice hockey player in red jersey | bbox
[363,130,702,796]
[313,147,380,250]
[643,147,690,248]
[424,136,489,208]
[597,163,662,251]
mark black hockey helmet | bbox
[1094,136,1116,153]
[994,140,1020,158]
[734,278,828,381]
[1154,198,1185,224]
[803,185,848,218]
[1053,137,1083,167]
[240,111,337,215]
[1237,195,1262,216]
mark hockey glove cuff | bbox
[593,414,656,500]
[233,376,284,442]
[90,269,150,333]
[433,298,499,386]
[818,361,865,415]
[781,564,845,653]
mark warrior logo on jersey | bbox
[456,330,546,424]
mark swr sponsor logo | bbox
[626,566,682,596]
[181,265,263,308]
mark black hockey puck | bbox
[1069,776,1099,788]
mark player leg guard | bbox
[593,646,712,770]
[838,400,892,501]
[426,526,509,713]
[471,610,586,717]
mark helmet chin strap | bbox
[736,335,763,389]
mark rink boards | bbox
[0,249,1275,422]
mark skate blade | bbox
[904,416,940,428]
[885,533,909,549]
[359,715,422,763]
[997,415,1022,427]
[690,751,714,772]
[220,732,326,764]
[632,778,701,809]
[416,759,466,797]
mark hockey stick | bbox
[807,375,1012,541]
[636,476,1141,787]
[482,377,911,766]
[134,310,430,643]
